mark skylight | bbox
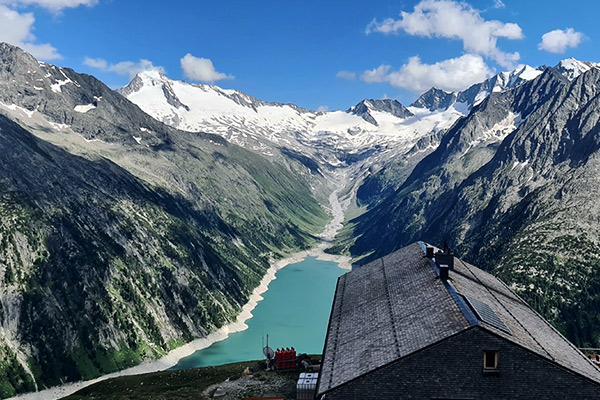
[463,295,512,335]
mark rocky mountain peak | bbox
[494,65,544,91]
[554,57,599,80]
[409,88,457,112]
[120,70,191,111]
[119,70,169,96]
[120,70,274,114]
[0,42,51,83]
[410,64,544,113]
[347,98,413,125]
[0,42,38,66]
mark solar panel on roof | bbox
[463,295,511,335]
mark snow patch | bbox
[0,102,34,118]
[468,112,521,149]
[80,136,105,143]
[518,65,543,81]
[50,70,78,93]
[49,122,70,130]
[510,159,529,171]
[132,136,142,144]
[50,80,70,93]
[74,104,96,113]
[452,102,470,115]
[473,91,489,106]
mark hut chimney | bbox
[434,243,455,269]
[439,264,450,280]
[426,246,434,258]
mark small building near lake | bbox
[316,242,600,399]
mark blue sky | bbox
[0,0,597,110]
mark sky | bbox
[0,0,598,111]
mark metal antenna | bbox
[263,333,274,361]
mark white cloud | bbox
[0,5,59,59]
[366,0,523,68]
[0,0,99,60]
[317,105,329,112]
[538,28,583,54]
[180,53,233,83]
[82,57,107,70]
[493,0,505,8]
[84,57,165,79]
[0,0,97,12]
[336,70,356,80]
[109,60,165,79]
[362,65,391,83]
[361,54,493,93]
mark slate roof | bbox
[317,242,600,396]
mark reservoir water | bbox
[171,256,346,369]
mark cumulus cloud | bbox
[336,70,356,80]
[538,28,583,54]
[84,57,165,79]
[362,65,391,84]
[366,0,523,68]
[0,0,97,12]
[361,54,493,93]
[0,5,59,59]
[82,57,107,70]
[180,53,233,83]
[0,0,99,59]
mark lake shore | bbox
[11,186,350,400]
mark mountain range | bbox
[122,53,600,351]
[345,60,600,349]
[0,43,326,397]
[0,40,599,398]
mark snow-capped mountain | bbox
[410,64,544,112]
[410,59,599,114]
[553,57,599,80]
[121,58,600,204]
[122,60,596,197]
[120,71,463,169]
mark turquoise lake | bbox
[171,256,346,369]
